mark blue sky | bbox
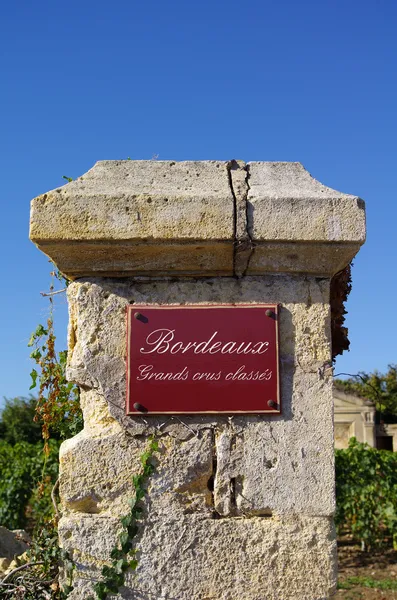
[1,0,396,402]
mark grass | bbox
[338,576,397,591]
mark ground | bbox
[336,538,397,599]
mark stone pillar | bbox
[30,160,365,600]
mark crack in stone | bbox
[226,161,238,275]
[208,428,221,517]
[230,477,237,511]
[227,160,255,278]
[241,163,255,277]
[212,428,243,517]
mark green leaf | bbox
[135,488,145,501]
[140,451,151,465]
[129,559,138,570]
[120,514,133,528]
[119,531,129,546]
[150,439,159,452]
[29,348,42,360]
[28,324,48,346]
[110,547,123,560]
[121,539,133,554]
[29,369,38,390]
[132,474,143,488]
[106,578,122,593]
[114,558,126,574]
[93,581,107,599]
[102,565,116,578]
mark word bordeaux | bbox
[126,304,280,415]
[140,328,271,356]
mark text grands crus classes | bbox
[139,329,270,356]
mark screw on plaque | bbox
[267,399,277,409]
[134,312,148,323]
[133,403,148,413]
[265,309,274,318]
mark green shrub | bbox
[0,396,43,444]
[335,438,397,549]
[0,439,59,530]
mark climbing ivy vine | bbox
[93,436,159,600]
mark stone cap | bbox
[29,160,366,278]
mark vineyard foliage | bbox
[0,438,60,530]
[335,438,397,549]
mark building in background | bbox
[375,422,397,451]
[334,388,397,450]
[334,389,375,449]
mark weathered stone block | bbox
[60,513,337,600]
[30,160,234,242]
[60,428,214,519]
[30,160,365,278]
[28,160,366,599]
[30,160,235,277]
[246,162,365,276]
[247,162,365,242]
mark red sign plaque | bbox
[126,304,280,415]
